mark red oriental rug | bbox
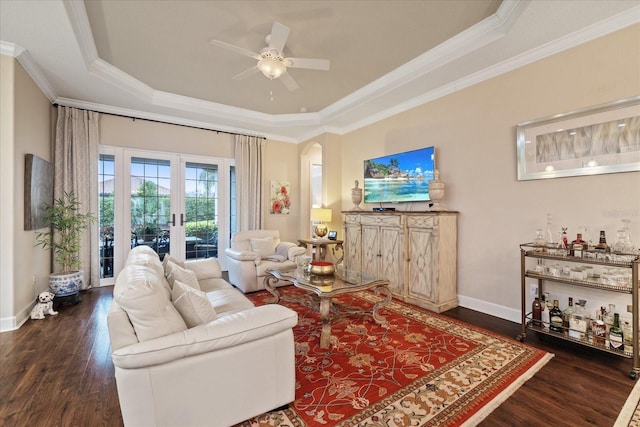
[237,286,552,427]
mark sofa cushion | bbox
[172,280,217,328]
[166,261,201,290]
[114,272,187,342]
[199,277,235,293]
[185,258,222,280]
[249,236,276,257]
[162,253,184,273]
[206,288,255,316]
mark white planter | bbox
[48,271,83,296]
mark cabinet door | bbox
[407,226,435,301]
[343,221,362,271]
[361,225,380,278]
[379,226,403,295]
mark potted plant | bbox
[35,191,96,303]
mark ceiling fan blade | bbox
[269,22,290,53]
[210,40,261,60]
[286,57,330,71]
[232,66,260,80]
[279,72,299,91]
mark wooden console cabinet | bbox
[343,211,458,313]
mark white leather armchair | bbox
[225,230,306,293]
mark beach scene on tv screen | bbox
[364,147,435,203]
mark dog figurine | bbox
[30,291,58,320]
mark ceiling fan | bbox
[210,22,330,91]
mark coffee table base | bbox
[264,276,392,349]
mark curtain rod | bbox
[53,104,266,140]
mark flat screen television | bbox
[363,146,435,204]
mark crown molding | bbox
[1,41,57,102]
[53,97,304,143]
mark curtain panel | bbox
[234,135,264,231]
[54,106,100,289]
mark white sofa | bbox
[107,245,298,427]
[225,230,306,293]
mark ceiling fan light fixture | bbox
[258,57,286,79]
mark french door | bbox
[98,147,233,284]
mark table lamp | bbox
[311,208,332,238]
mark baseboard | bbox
[457,294,521,324]
[0,303,31,332]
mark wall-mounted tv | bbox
[363,146,435,204]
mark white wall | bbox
[0,55,52,331]
[337,24,640,322]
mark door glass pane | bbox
[131,157,171,259]
[185,162,218,259]
[99,154,115,278]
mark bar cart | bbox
[517,243,640,379]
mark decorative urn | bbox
[428,169,446,211]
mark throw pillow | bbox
[115,277,187,342]
[172,280,217,328]
[249,236,276,257]
[162,254,184,275]
[165,261,201,290]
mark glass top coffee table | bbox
[264,265,391,348]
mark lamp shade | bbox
[311,208,332,223]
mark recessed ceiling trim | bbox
[334,4,640,138]
[91,58,155,101]
[319,0,527,122]
[53,96,292,140]
[63,0,98,67]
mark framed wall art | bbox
[270,180,291,214]
[516,96,640,180]
[24,153,54,230]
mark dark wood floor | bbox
[0,286,635,426]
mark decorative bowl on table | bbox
[310,261,335,275]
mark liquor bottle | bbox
[532,297,542,326]
[569,299,588,340]
[609,313,624,352]
[622,305,633,355]
[549,299,564,333]
[562,297,573,334]
[570,233,586,257]
[541,293,550,330]
[596,230,609,251]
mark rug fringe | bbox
[614,377,640,427]
[460,352,555,427]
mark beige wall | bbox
[337,24,640,321]
[0,55,16,329]
[263,139,301,243]
[0,55,52,330]
[99,114,235,158]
